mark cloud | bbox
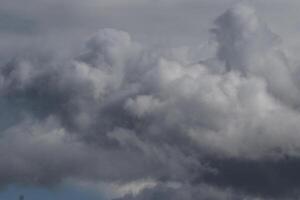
[113,183,254,200]
[2,1,300,199]
[212,1,300,106]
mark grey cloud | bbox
[212,2,300,107]
[113,184,246,200]
[2,1,300,200]
[201,157,300,198]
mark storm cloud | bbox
[2,1,300,199]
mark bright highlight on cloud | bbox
[2,1,300,199]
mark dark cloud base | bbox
[200,157,300,198]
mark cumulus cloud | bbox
[2,1,300,199]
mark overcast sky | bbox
[1,0,300,45]
[2,0,300,200]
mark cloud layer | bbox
[2,1,300,199]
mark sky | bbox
[0,184,103,200]
[2,0,300,200]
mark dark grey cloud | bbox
[201,157,300,198]
[1,1,300,200]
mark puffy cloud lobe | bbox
[212,2,300,107]
[2,1,300,199]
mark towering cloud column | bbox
[212,1,300,106]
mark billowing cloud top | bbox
[2,1,300,199]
